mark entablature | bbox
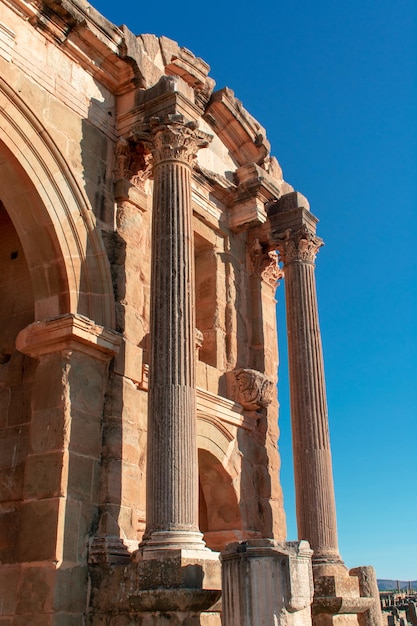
[204,87,270,167]
[6,0,137,92]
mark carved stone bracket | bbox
[275,226,324,266]
[233,368,275,410]
[248,238,283,288]
[114,137,152,191]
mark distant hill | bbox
[378,579,417,591]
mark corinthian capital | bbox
[275,227,324,265]
[134,114,212,167]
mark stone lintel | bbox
[196,386,256,431]
[127,35,216,109]
[204,87,270,167]
[16,313,121,360]
[136,74,195,108]
[229,195,267,231]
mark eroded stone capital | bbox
[248,239,283,288]
[275,226,324,266]
[233,368,275,410]
[114,137,152,192]
[134,114,212,167]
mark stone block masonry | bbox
[0,0,379,623]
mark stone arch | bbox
[0,77,114,328]
[197,415,242,551]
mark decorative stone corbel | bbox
[113,137,152,212]
[248,238,283,289]
[232,368,275,410]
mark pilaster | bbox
[14,314,120,621]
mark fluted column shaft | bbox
[142,115,211,551]
[278,228,341,565]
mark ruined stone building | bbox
[0,0,384,624]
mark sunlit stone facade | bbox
[0,2,382,624]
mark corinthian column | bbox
[269,195,342,568]
[141,114,211,552]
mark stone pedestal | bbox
[131,549,221,614]
[88,548,221,624]
[221,539,314,626]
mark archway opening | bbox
[0,199,35,564]
[198,448,242,551]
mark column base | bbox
[140,530,209,554]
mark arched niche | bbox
[0,77,114,328]
[197,415,242,551]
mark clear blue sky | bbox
[93,0,417,580]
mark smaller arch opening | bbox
[198,448,242,551]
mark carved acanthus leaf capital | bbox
[114,137,152,191]
[233,368,275,410]
[134,114,212,167]
[275,227,324,265]
[248,239,283,288]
